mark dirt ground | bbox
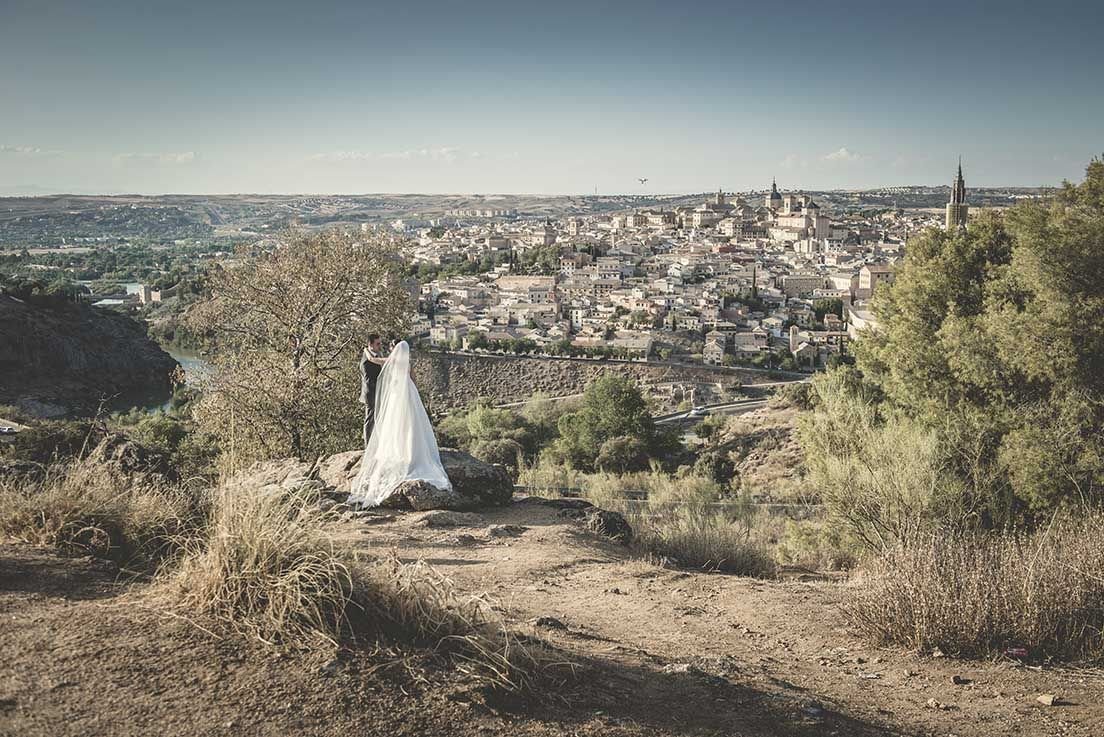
[2,499,1102,737]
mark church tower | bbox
[945,160,968,230]
[766,178,782,210]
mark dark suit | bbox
[359,348,383,446]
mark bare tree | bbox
[189,228,412,466]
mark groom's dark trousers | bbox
[359,351,383,446]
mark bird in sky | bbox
[638,177,648,186]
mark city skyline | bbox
[2,0,1102,195]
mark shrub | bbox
[799,370,967,549]
[848,514,1104,660]
[0,459,203,566]
[470,438,523,475]
[776,518,859,571]
[634,506,777,578]
[2,419,102,464]
[595,435,650,473]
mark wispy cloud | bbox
[380,147,460,162]
[309,147,468,164]
[114,151,197,165]
[779,153,806,169]
[0,145,62,156]
[823,147,863,163]
[307,150,374,162]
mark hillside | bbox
[2,501,1100,737]
[0,295,178,416]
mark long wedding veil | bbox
[350,341,452,506]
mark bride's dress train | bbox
[349,341,452,507]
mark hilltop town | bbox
[407,172,976,371]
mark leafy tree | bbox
[551,376,665,471]
[813,298,843,322]
[187,228,411,464]
[849,157,1104,522]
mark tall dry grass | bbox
[157,480,556,691]
[521,461,777,578]
[0,458,203,566]
[634,506,778,578]
[849,513,1104,660]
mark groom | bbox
[359,334,388,447]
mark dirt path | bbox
[343,499,1104,737]
[2,501,1101,737]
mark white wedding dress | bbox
[349,341,453,507]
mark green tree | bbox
[813,297,843,322]
[849,157,1104,522]
[550,376,660,470]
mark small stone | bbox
[486,524,528,537]
[859,672,880,680]
[1036,694,1061,707]
[931,648,945,658]
[951,674,970,685]
[533,616,567,630]
[901,669,916,678]
[416,510,481,527]
[925,698,956,711]
[662,663,692,675]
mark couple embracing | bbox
[351,335,451,506]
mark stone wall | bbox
[411,351,781,412]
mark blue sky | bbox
[1,0,1101,195]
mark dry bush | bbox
[849,513,1104,660]
[159,483,353,648]
[633,506,777,579]
[0,459,203,566]
[158,481,557,691]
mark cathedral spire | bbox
[946,159,969,229]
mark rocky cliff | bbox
[0,295,179,417]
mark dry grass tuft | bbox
[633,507,778,579]
[159,483,353,648]
[360,556,560,691]
[849,513,1104,660]
[157,481,561,692]
[0,458,202,566]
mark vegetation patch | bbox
[0,458,203,567]
[157,480,559,692]
[848,514,1104,661]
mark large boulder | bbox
[317,447,513,511]
[85,433,174,479]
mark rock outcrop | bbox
[530,497,633,544]
[236,447,514,512]
[0,295,179,416]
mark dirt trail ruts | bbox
[342,499,1104,737]
[3,500,1101,737]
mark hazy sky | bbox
[1,0,1101,195]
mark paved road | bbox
[655,398,769,425]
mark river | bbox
[127,344,213,413]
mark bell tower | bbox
[945,159,969,230]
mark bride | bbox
[349,340,453,506]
